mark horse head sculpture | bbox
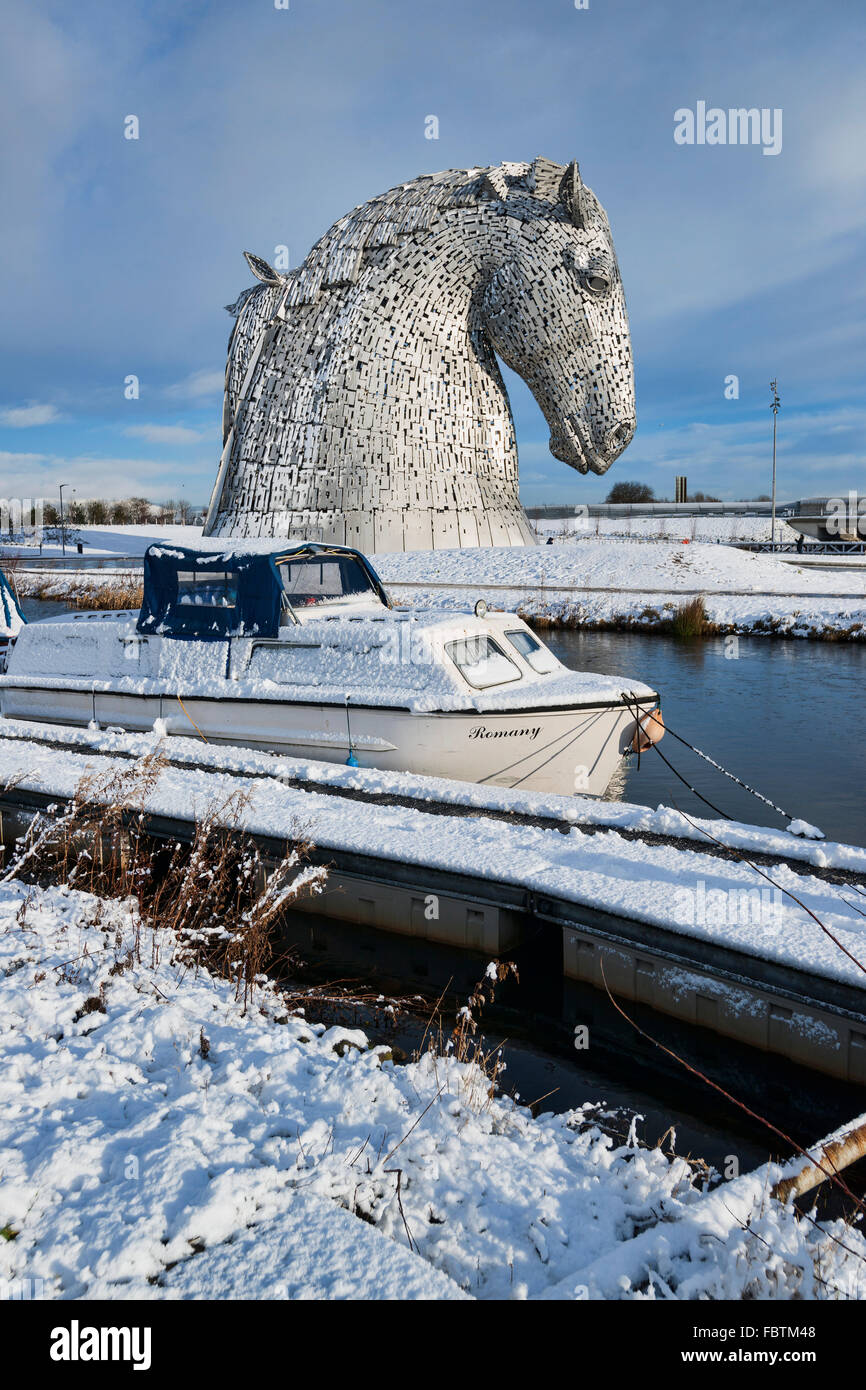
[205,158,635,551]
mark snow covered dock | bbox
[1,719,865,1082]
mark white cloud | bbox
[0,403,61,428]
[0,451,212,504]
[166,370,225,400]
[0,450,49,469]
[517,403,866,504]
[125,423,203,446]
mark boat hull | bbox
[0,685,653,797]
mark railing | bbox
[1,554,146,571]
[733,540,866,555]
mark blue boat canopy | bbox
[137,541,389,639]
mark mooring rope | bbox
[621,691,802,827]
[176,694,209,743]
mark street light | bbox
[770,380,781,549]
[58,483,69,558]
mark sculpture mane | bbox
[205,158,635,551]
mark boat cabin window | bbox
[504,629,558,675]
[446,635,521,689]
[176,570,238,609]
[278,554,380,610]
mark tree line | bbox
[41,497,201,527]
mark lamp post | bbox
[770,380,780,549]
[58,483,69,558]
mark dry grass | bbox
[1,752,328,1010]
[418,962,519,1112]
[669,595,708,640]
[68,578,144,611]
[11,572,143,610]
[0,554,24,590]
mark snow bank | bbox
[1,717,861,874]
[377,538,866,598]
[12,531,866,639]
[375,540,866,640]
[2,880,862,1300]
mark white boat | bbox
[0,540,663,796]
[0,563,26,671]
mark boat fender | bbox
[632,707,664,753]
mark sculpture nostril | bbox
[606,421,634,454]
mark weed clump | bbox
[669,595,708,640]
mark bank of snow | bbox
[2,879,864,1301]
[376,539,866,640]
[0,726,865,986]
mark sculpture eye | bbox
[586,270,610,296]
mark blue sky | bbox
[1,0,864,508]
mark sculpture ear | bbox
[482,165,509,201]
[528,156,565,200]
[243,251,282,286]
[559,160,588,229]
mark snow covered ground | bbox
[7,524,866,639]
[376,538,866,640]
[2,524,199,559]
[2,878,864,1301]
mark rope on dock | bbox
[176,695,209,743]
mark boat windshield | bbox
[446,635,521,689]
[277,553,382,610]
[504,628,558,674]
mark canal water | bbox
[542,628,866,848]
[19,598,74,622]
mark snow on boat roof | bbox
[146,538,369,560]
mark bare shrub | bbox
[418,962,518,1111]
[4,752,327,1009]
